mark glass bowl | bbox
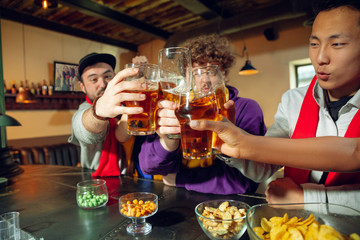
[246,203,360,240]
[76,179,108,209]
[119,192,158,235]
[195,200,250,240]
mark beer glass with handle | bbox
[123,63,159,135]
[175,72,218,160]
[158,47,192,139]
[192,65,228,154]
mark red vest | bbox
[86,96,121,177]
[284,76,360,186]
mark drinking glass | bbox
[175,78,218,160]
[124,63,160,135]
[158,47,192,139]
[76,179,108,209]
[0,212,20,240]
[192,65,228,154]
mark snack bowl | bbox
[76,179,108,209]
[195,200,249,240]
[246,203,360,240]
[119,192,158,235]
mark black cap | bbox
[78,52,116,77]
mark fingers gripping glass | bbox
[192,65,228,154]
[123,63,160,136]
[175,73,219,160]
[158,47,192,139]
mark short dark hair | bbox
[313,0,360,15]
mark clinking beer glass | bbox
[123,63,159,135]
[175,76,219,160]
[192,65,228,154]
[158,47,192,139]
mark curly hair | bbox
[183,34,235,77]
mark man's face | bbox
[192,63,223,92]
[309,6,360,100]
[79,62,115,101]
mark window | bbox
[289,58,315,89]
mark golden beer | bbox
[124,88,158,135]
[175,93,217,160]
[212,86,229,153]
[160,79,184,138]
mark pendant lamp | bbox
[239,46,258,76]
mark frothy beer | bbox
[124,88,158,135]
[175,92,218,160]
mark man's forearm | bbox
[82,108,108,134]
[244,135,360,172]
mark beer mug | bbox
[175,78,218,160]
[192,65,228,154]
[124,63,159,135]
[158,47,192,139]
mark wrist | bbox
[92,97,109,121]
[160,137,179,152]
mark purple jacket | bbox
[138,85,267,194]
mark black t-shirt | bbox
[328,95,353,122]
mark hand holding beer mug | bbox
[175,76,218,160]
[158,47,192,139]
[124,63,159,135]
[192,65,228,154]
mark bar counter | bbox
[0,165,266,240]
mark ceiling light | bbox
[34,0,58,10]
[239,60,259,75]
[238,45,258,76]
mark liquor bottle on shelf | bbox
[4,82,7,94]
[19,81,24,93]
[24,80,30,91]
[48,84,53,96]
[11,80,17,94]
[42,79,48,95]
[36,83,42,95]
[30,82,36,95]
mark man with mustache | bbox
[190,0,360,210]
[69,53,145,177]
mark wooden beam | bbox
[0,7,138,51]
[59,0,171,40]
[172,0,221,20]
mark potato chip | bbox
[318,225,346,240]
[305,222,319,240]
[253,213,357,240]
[296,224,308,236]
[254,226,265,237]
[286,216,300,226]
[261,217,273,232]
[350,233,360,240]
[270,216,286,226]
[297,214,315,226]
[288,227,304,240]
[270,225,288,240]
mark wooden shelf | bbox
[5,93,86,110]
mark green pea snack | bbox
[76,179,108,209]
[77,190,108,208]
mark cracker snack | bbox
[198,201,247,239]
